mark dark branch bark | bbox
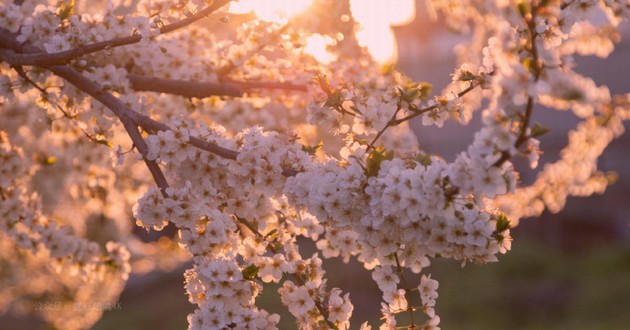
[0,0,231,66]
[128,73,243,98]
[229,80,309,92]
[127,74,308,98]
[49,65,171,195]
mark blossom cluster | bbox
[0,0,629,329]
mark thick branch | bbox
[127,74,308,98]
[0,0,231,66]
[49,65,171,195]
[49,66,241,161]
[128,73,243,98]
[229,80,309,92]
[0,25,294,175]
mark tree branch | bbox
[228,79,308,92]
[1,25,297,176]
[48,65,171,195]
[127,73,243,98]
[127,74,308,98]
[493,6,542,168]
[0,0,231,67]
[236,216,338,330]
[392,82,477,125]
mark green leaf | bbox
[302,141,323,156]
[495,213,511,232]
[417,82,432,101]
[456,70,477,82]
[315,74,332,95]
[242,265,260,280]
[58,0,75,21]
[606,171,619,185]
[530,123,550,137]
[41,155,57,166]
[365,146,394,177]
[264,228,278,239]
[517,1,530,17]
[414,153,432,167]
[399,82,432,103]
[522,58,534,72]
[324,89,344,109]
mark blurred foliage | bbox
[86,234,630,330]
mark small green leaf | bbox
[417,82,432,101]
[399,82,432,103]
[58,0,75,21]
[522,58,534,72]
[495,213,511,232]
[606,171,619,185]
[315,75,332,95]
[456,70,477,82]
[531,123,550,137]
[365,146,394,177]
[270,242,283,252]
[242,265,260,280]
[324,90,344,109]
[563,89,584,101]
[454,210,465,221]
[302,141,323,156]
[415,153,432,167]
[264,229,278,239]
[42,155,57,166]
[495,233,505,242]
[517,1,530,17]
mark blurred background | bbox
[93,2,630,329]
[3,1,629,329]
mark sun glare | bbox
[303,34,337,64]
[350,0,416,63]
[228,0,416,64]
[228,0,313,22]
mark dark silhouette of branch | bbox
[49,65,171,195]
[1,23,299,184]
[0,0,231,67]
[228,79,308,92]
[127,73,309,98]
[127,73,244,98]
[0,27,240,162]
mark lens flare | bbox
[303,34,337,64]
[228,0,313,22]
[227,0,416,64]
[350,0,416,63]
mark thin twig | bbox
[493,5,542,168]
[394,253,416,328]
[392,82,476,125]
[368,100,403,149]
[236,216,338,330]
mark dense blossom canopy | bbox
[0,0,629,329]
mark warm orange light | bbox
[303,34,337,64]
[228,0,313,23]
[228,0,416,64]
[350,0,415,63]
